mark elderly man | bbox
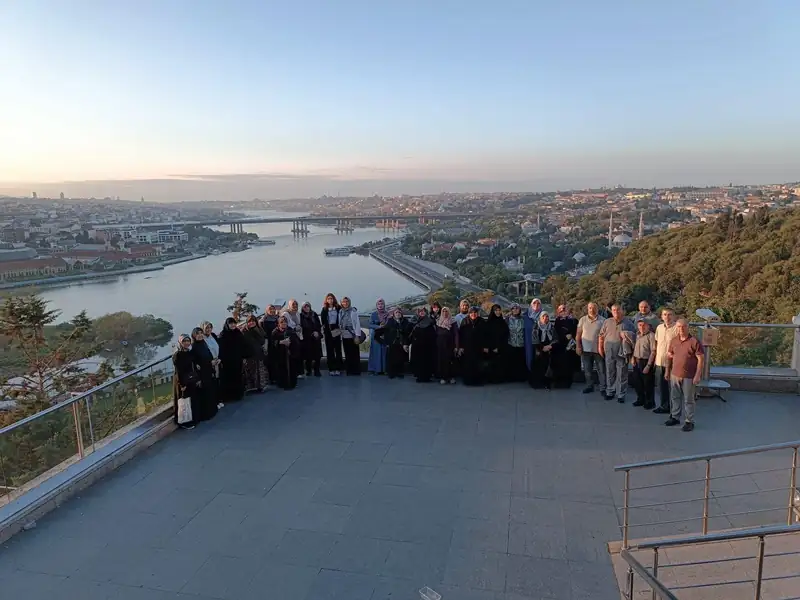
[653,308,678,414]
[598,303,636,402]
[576,302,606,395]
[665,318,704,432]
[633,300,661,332]
[631,320,656,409]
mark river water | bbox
[38,212,422,349]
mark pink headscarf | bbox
[376,298,388,324]
[437,307,454,330]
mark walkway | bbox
[1,378,798,600]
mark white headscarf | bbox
[528,298,542,320]
[537,311,554,343]
[281,298,303,339]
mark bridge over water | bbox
[89,211,521,234]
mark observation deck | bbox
[2,372,799,599]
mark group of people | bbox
[172,294,705,433]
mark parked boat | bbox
[251,239,276,246]
[323,246,354,256]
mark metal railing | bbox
[686,322,799,370]
[616,440,800,548]
[621,524,800,599]
[0,355,174,507]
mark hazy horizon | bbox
[2,1,799,201]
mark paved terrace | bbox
[1,378,798,600]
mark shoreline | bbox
[0,253,207,291]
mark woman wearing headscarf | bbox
[375,307,410,379]
[281,299,305,379]
[217,316,248,402]
[524,298,543,385]
[189,327,218,421]
[339,296,363,375]
[486,304,510,383]
[409,306,437,383]
[200,320,224,408]
[300,301,323,377]
[259,305,279,385]
[505,303,528,382]
[320,293,343,376]
[429,301,442,322]
[458,306,488,386]
[435,306,458,384]
[530,311,561,389]
[270,314,300,390]
[554,304,579,388]
[242,315,268,393]
[367,298,389,375]
[172,334,200,430]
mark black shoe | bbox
[605,395,614,401]
[632,400,644,407]
[617,397,625,403]
[653,406,670,414]
[682,422,695,432]
[664,418,680,427]
[582,386,594,394]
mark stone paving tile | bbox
[4,381,800,600]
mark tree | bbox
[227,292,259,321]
[0,295,108,414]
[428,280,461,308]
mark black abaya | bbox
[530,329,561,389]
[410,319,437,382]
[300,310,323,375]
[217,326,247,402]
[459,317,488,386]
[554,316,578,388]
[172,350,201,426]
[375,319,410,378]
[435,325,458,381]
[485,312,510,383]
[271,327,300,390]
[321,306,344,372]
[189,340,218,421]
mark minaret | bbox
[608,211,613,249]
[638,212,644,239]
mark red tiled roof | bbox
[0,258,67,273]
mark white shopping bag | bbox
[177,396,193,424]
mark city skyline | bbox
[2,1,799,201]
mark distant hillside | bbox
[542,207,800,365]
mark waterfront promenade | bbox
[1,376,798,599]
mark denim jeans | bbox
[670,376,697,423]
[581,352,606,391]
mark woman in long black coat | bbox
[435,307,458,384]
[189,328,218,421]
[530,312,561,389]
[320,293,343,375]
[217,317,248,402]
[300,302,323,377]
[458,307,488,386]
[271,315,301,390]
[172,334,201,429]
[486,304,510,383]
[259,305,279,385]
[375,307,410,379]
[554,305,579,388]
[410,306,437,383]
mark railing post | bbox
[789,447,798,525]
[651,547,659,600]
[792,314,800,374]
[71,401,85,459]
[85,395,96,454]
[702,459,712,534]
[754,535,766,600]
[623,469,631,548]
[627,567,634,600]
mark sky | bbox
[1,1,799,201]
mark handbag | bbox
[177,396,193,424]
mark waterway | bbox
[37,212,422,351]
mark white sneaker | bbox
[449,378,456,384]
[217,402,224,409]
[297,374,306,379]
[440,379,446,385]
